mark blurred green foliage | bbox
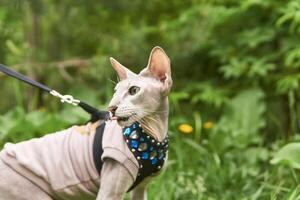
[1,0,300,199]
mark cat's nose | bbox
[108,106,118,116]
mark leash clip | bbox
[50,90,80,106]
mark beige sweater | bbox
[0,120,139,199]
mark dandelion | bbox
[203,121,213,129]
[179,124,193,134]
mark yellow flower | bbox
[203,121,213,129]
[179,124,193,134]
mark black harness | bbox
[0,63,169,192]
[93,121,169,191]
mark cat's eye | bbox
[128,86,140,95]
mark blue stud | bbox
[140,137,145,142]
[150,151,157,159]
[158,152,164,160]
[149,146,154,151]
[130,140,138,148]
[141,152,149,160]
[130,130,139,139]
[151,158,158,165]
[124,128,131,136]
[138,143,148,151]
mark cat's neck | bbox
[141,98,169,141]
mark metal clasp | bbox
[50,90,80,106]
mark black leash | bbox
[0,63,107,122]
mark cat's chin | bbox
[116,120,129,127]
[113,113,140,127]
[116,116,140,127]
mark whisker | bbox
[142,109,168,114]
[143,116,161,124]
[137,108,168,115]
[137,119,157,138]
[139,117,160,130]
[107,78,117,85]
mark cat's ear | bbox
[147,46,171,81]
[110,57,136,80]
[140,46,172,94]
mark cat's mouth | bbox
[117,116,130,121]
[110,114,136,122]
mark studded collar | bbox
[122,121,169,191]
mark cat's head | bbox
[108,46,172,127]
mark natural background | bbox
[1,0,300,199]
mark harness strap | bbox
[93,122,106,173]
[0,63,103,122]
